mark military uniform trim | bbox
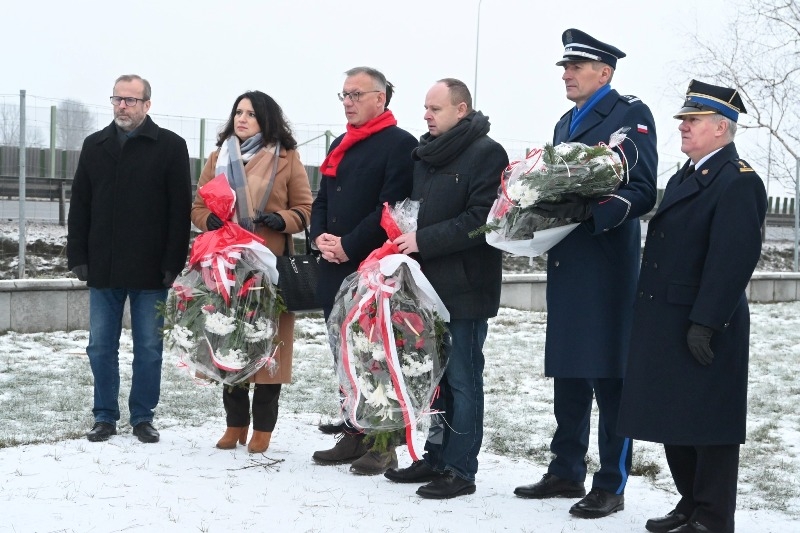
[736,159,755,173]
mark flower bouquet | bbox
[328,199,450,459]
[478,128,632,257]
[163,174,282,386]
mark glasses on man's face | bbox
[110,96,147,107]
[337,90,380,103]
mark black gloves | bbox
[254,212,286,231]
[206,213,224,231]
[687,323,714,365]
[531,194,592,221]
[71,264,88,281]
[162,270,177,288]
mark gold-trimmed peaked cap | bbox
[556,28,626,69]
[674,80,746,122]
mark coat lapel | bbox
[568,90,618,141]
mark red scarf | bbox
[321,110,397,177]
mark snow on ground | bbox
[0,307,799,533]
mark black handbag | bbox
[276,209,321,312]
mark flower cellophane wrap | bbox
[328,199,451,460]
[482,128,632,257]
[163,173,281,386]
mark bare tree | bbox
[0,103,44,148]
[689,0,800,190]
[57,99,94,150]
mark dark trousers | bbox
[222,383,282,432]
[548,377,632,494]
[664,443,740,533]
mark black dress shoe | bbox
[646,510,689,533]
[86,422,116,442]
[384,460,444,483]
[569,487,624,518]
[318,420,347,435]
[416,472,476,499]
[132,422,160,443]
[667,521,714,533]
[514,473,586,499]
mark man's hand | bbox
[162,270,177,288]
[687,323,715,365]
[206,213,224,231]
[71,264,88,281]
[394,232,419,254]
[531,194,592,221]
[316,233,349,264]
[254,213,286,231]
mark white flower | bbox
[215,348,247,367]
[244,317,274,342]
[351,330,371,354]
[204,312,237,336]
[363,381,397,421]
[401,354,434,377]
[168,325,195,350]
[371,346,386,362]
[506,180,540,208]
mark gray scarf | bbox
[215,133,263,232]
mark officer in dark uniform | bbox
[513,29,658,519]
[618,81,766,533]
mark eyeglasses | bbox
[337,90,380,102]
[110,96,148,106]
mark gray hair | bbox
[114,74,151,100]
[712,114,737,141]
[345,66,387,91]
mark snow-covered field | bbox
[0,306,798,532]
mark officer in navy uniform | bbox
[513,29,658,519]
[618,81,766,533]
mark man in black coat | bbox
[310,66,417,473]
[618,81,767,533]
[513,29,658,519]
[382,78,508,499]
[67,74,192,444]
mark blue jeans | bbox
[423,319,487,482]
[87,288,167,427]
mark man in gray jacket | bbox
[384,78,508,499]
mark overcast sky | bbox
[4,0,745,186]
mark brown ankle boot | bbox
[216,426,248,449]
[248,431,272,453]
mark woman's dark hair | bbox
[216,90,297,149]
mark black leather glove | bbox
[687,323,715,365]
[254,212,286,231]
[206,213,224,231]
[531,194,592,221]
[162,270,177,288]
[71,264,88,281]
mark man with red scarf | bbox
[310,66,417,474]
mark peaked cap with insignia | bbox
[674,80,747,122]
[556,28,626,69]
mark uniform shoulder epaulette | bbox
[735,159,755,173]
[620,94,641,104]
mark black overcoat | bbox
[310,124,417,314]
[413,135,509,320]
[67,117,192,289]
[618,142,766,445]
[544,90,658,377]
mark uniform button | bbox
[554,260,560,267]
[419,197,424,203]
[638,291,644,298]
[650,229,655,236]
[660,232,665,238]
[332,217,337,223]
[428,167,436,174]
[643,260,648,266]
[648,295,654,300]
[653,263,658,269]
[336,186,342,192]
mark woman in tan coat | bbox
[191,90,312,453]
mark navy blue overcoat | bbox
[544,89,658,378]
[618,143,766,445]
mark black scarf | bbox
[413,111,491,166]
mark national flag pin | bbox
[637,124,648,134]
